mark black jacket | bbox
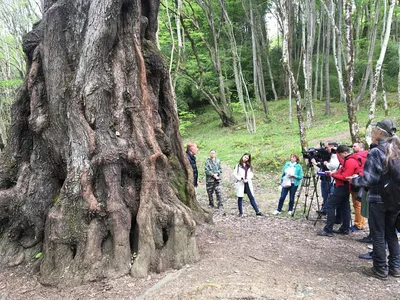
[186,151,198,186]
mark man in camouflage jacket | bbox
[204,149,223,208]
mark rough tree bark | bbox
[0,0,205,286]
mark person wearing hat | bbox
[349,119,400,280]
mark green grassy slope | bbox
[182,98,400,173]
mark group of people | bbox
[185,118,400,280]
[185,143,263,216]
[315,119,400,280]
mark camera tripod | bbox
[292,164,322,221]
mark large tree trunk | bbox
[0,0,205,286]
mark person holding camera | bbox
[311,142,339,215]
[273,154,303,216]
[233,153,263,217]
[317,145,358,237]
[204,149,223,208]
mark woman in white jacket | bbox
[233,153,263,217]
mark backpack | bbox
[377,145,400,211]
[348,150,368,192]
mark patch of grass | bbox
[183,98,400,173]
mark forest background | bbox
[0,0,400,156]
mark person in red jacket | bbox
[348,143,368,231]
[317,145,360,236]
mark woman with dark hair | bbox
[350,119,400,279]
[233,153,263,217]
[273,154,303,216]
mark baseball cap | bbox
[371,119,397,136]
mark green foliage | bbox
[158,0,400,120]
[178,110,196,135]
[182,98,400,173]
[0,79,22,87]
[34,252,42,259]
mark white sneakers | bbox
[273,210,293,216]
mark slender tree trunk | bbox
[219,0,256,133]
[0,0,204,286]
[381,69,388,116]
[345,0,359,143]
[302,0,316,125]
[355,0,380,106]
[380,0,388,117]
[246,0,268,117]
[319,13,325,101]
[281,0,307,151]
[365,0,395,144]
[354,5,361,61]
[289,77,293,123]
[262,18,278,101]
[398,36,400,103]
[337,0,344,102]
[314,10,322,100]
[324,0,331,115]
[181,1,235,126]
[322,0,346,104]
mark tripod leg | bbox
[306,175,322,222]
[293,175,310,216]
[292,179,305,216]
[303,177,311,214]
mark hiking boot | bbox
[362,267,388,280]
[317,230,333,237]
[359,236,373,243]
[359,251,373,260]
[333,229,350,235]
[389,268,400,277]
[256,212,264,216]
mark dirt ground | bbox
[1,165,400,300]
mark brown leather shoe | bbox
[389,268,400,277]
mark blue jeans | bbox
[238,183,260,214]
[320,180,334,212]
[323,184,350,232]
[277,184,298,212]
[369,202,400,271]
